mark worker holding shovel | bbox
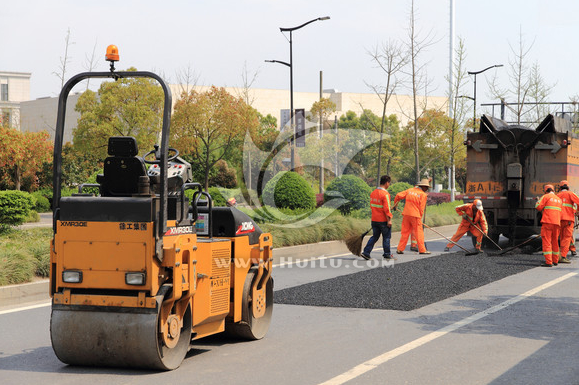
[444,199,488,254]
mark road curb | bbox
[0,280,49,306]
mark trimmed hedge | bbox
[0,190,35,227]
[427,192,451,205]
[31,191,51,212]
[324,175,372,215]
[263,172,316,210]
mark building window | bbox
[0,84,7,101]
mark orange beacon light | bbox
[106,45,119,62]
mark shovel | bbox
[493,234,541,255]
[465,217,503,250]
[422,223,481,256]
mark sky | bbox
[4,0,579,116]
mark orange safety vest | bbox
[370,188,392,222]
[394,187,427,218]
[557,190,579,221]
[536,192,562,225]
[455,202,488,233]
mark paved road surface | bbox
[1,225,579,385]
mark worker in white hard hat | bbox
[444,199,488,253]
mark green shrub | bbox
[26,210,40,223]
[184,187,227,207]
[31,191,51,212]
[261,171,286,206]
[324,175,372,215]
[0,190,35,227]
[208,187,227,207]
[262,172,316,210]
[387,181,414,197]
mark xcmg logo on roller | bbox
[60,221,88,227]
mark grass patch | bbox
[0,227,52,285]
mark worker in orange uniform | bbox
[536,184,563,267]
[557,180,579,263]
[444,199,488,253]
[361,175,393,260]
[393,179,431,254]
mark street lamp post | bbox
[266,16,330,170]
[467,64,503,124]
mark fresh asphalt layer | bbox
[274,251,543,311]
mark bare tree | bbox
[175,64,200,95]
[83,39,98,91]
[525,62,555,125]
[53,28,75,90]
[237,61,260,105]
[489,28,535,124]
[366,40,407,186]
[445,38,470,200]
[236,62,260,190]
[403,0,436,183]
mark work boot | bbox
[410,246,418,252]
[419,251,431,255]
[396,249,404,255]
[560,257,571,264]
[360,253,371,260]
[476,248,483,254]
[383,254,396,260]
[540,262,553,267]
[571,250,577,257]
[444,247,450,252]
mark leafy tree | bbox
[0,127,52,191]
[171,86,260,190]
[73,67,164,160]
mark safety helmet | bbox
[544,184,554,193]
[474,199,483,211]
[560,180,569,189]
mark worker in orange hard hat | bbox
[393,178,431,254]
[536,184,562,267]
[557,180,579,263]
[444,199,488,253]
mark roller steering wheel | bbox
[143,144,179,164]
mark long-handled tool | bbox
[422,223,480,256]
[494,234,541,255]
[465,217,503,250]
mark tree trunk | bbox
[15,164,21,191]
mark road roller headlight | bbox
[62,270,82,283]
[126,272,146,285]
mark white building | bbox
[0,71,31,129]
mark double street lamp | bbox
[266,16,330,170]
[467,64,503,123]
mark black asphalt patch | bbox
[274,252,544,311]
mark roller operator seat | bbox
[99,136,148,197]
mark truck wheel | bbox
[226,267,273,340]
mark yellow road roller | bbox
[49,46,273,370]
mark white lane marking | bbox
[272,237,449,268]
[319,271,578,385]
[0,301,51,315]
